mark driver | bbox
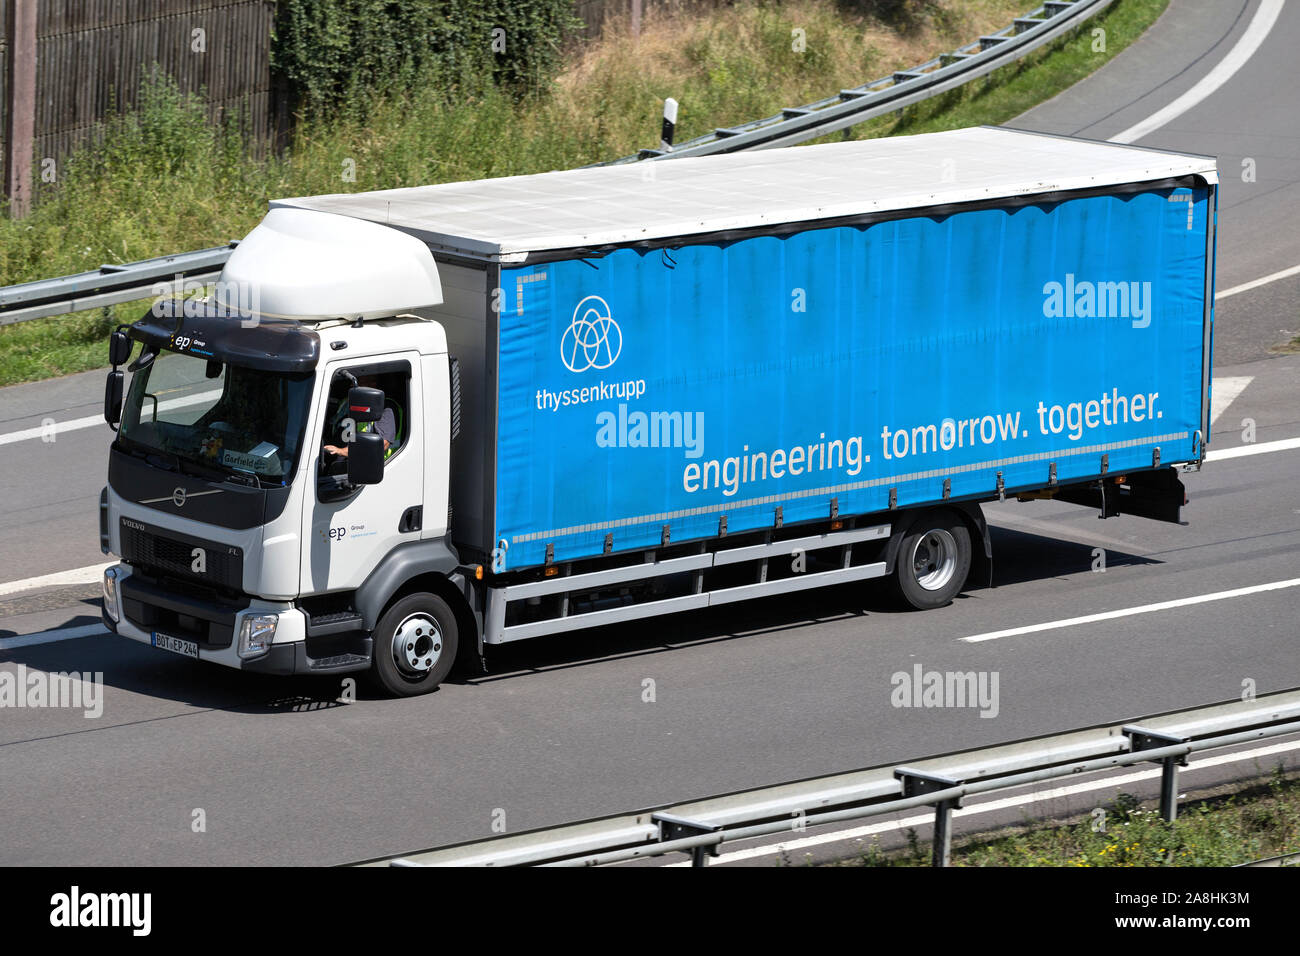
[323,375,398,458]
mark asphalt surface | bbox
[0,0,1297,865]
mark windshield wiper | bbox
[223,471,265,488]
[116,435,180,473]
[177,456,228,482]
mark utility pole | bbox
[4,0,37,218]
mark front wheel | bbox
[890,511,971,610]
[369,592,459,697]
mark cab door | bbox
[301,355,424,594]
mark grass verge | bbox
[834,765,1300,867]
[0,0,1168,388]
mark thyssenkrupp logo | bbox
[561,296,622,372]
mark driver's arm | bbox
[323,438,389,458]
[323,405,395,458]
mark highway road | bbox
[1,0,1297,865]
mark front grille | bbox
[119,519,244,591]
[120,571,246,649]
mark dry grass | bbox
[553,0,1029,147]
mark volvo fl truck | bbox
[98,126,1218,696]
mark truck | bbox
[97,126,1218,696]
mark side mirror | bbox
[347,431,385,485]
[109,330,132,367]
[347,386,384,423]
[104,370,124,426]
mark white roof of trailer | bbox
[271,126,1217,260]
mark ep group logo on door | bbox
[561,296,621,372]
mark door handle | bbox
[398,506,423,533]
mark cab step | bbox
[305,610,365,637]
[307,652,371,673]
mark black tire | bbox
[369,592,459,697]
[889,510,971,610]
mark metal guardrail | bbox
[0,242,237,326]
[603,0,1113,163]
[0,0,1113,326]
[358,689,1300,867]
[1238,851,1300,868]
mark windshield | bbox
[119,349,313,485]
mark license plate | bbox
[152,632,199,659]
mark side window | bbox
[318,363,412,481]
[374,371,410,458]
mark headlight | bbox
[238,614,278,659]
[102,567,121,623]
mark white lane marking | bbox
[0,562,113,597]
[0,623,108,651]
[1109,0,1285,144]
[1210,376,1252,426]
[961,577,1300,643]
[1206,436,1300,461]
[1216,263,1300,300]
[674,739,1300,866]
[0,411,110,446]
[0,388,222,446]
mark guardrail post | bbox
[894,767,963,866]
[652,812,721,867]
[1122,725,1189,823]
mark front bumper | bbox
[102,563,371,676]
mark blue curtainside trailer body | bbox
[492,179,1214,570]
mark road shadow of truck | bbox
[1,628,357,714]
[985,525,1158,586]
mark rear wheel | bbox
[369,592,458,697]
[890,511,971,610]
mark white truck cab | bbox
[100,209,471,695]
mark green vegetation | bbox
[0,0,1168,387]
[840,766,1300,867]
[0,308,123,388]
[272,0,581,116]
